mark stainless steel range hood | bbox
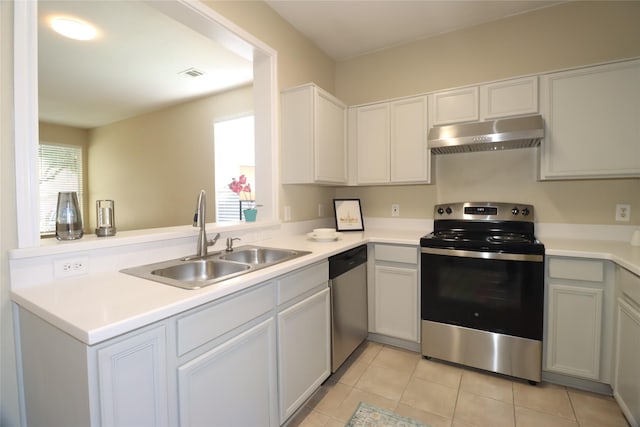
[428,115,544,155]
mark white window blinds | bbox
[39,143,84,235]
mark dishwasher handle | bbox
[329,245,367,279]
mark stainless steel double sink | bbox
[121,245,310,290]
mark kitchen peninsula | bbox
[9,220,640,426]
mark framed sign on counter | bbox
[333,199,364,231]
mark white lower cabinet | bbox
[614,267,640,427]
[544,257,614,383]
[370,244,419,343]
[17,307,169,427]
[177,318,277,427]
[97,326,169,427]
[546,283,603,379]
[277,287,331,422]
[17,262,330,427]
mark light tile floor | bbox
[288,341,629,427]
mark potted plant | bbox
[228,174,257,222]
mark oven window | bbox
[421,253,543,340]
[437,262,521,309]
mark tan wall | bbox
[335,1,640,225]
[206,0,338,222]
[89,85,253,231]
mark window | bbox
[214,115,255,222]
[39,143,84,235]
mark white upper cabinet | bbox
[480,76,538,119]
[391,96,431,183]
[429,76,539,126]
[539,59,640,180]
[281,84,347,184]
[429,86,479,126]
[355,103,391,184]
[354,95,432,185]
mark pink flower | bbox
[228,176,253,200]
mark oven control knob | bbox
[437,208,444,215]
[445,207,452,215]
[521,208,530,216]
[511,207,519,216]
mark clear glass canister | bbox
[55,191,84,240]
[95,200,116,237]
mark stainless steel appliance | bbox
[329,245,368,372]
[420,202,545,383]
[427,114,544,154]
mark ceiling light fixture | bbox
[51,17,98,41]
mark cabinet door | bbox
[281,85,314,184]
[356,103,390,184]
[97,325,169,427]
[373,265,419,342]
[315,91,347,183]
[278,288,331,423]
[429,86,479,126]
[480,76,538,119]
[614,298,640,426]
[177,319,277,427]
[281,84,346,184]
[540,59,640,179]
[390,96,431,183]
[546,283,603,380]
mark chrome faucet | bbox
[193,190,220,258]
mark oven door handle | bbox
[421,247,544,262]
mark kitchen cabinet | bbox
[97,325,169,427]
[429,86,479,126]
[281,83,347,184]
[276,261,330,424]
[614,267,640,427]
[369,244,419,345]
[177,318,277,427]
[539,59,640,179]
[480,76,538,119]
[175,282,278,426]
[429,76,537,126]
[353,95,432,185]
[544,257,615,382]
[18,307,169,427]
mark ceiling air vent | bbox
[178,67,205,78]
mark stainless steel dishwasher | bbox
[329,244,368,372]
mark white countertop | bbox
[12,227,640,346]
[11,229,421,345]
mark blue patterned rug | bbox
[345,402,430,427]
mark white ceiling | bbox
[38,1,564,129]
[38,1,253,129]
[265,0,564,60]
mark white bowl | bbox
[313,228,336,238]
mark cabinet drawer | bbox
[277,261,328,305]
[375,245,418,265]
[177,282,275,356]
[548,258,604,282]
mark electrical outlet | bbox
[318,203,325,217]
[616,204,631,222]
[54,256,89,278]
[284,206,291,222]
[391,204,400,217]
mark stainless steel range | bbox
[420,202,545,384]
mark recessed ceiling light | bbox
[51,17,98,41]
